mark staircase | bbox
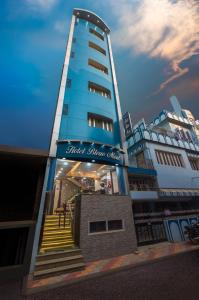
[34,214,85,279]
[34,248,85,279]
[40,215,74,253]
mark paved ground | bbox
[27,241,199,292]
[1,250,199,300]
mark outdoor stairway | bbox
[34,248,85,280]
[39,215,74,253]
[34,214,85,279]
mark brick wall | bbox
[79,195,137,261]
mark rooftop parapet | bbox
[127,127,199,153]
[73,8,110,33]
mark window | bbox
[71,51,75,58]
[89,28,104,41]
[189,158,199,170]
[75,18,79,25]
[88,59,108,74]
[62,104,68,115]
[66,79,71,88]
[73,37,76,43]
[155,150,184,167]
[89,41,106,55]
[108,220,123,231]
[89,221,106,233]
[89,220,123,234]
[88,113,113,132]
[88,81,111,99]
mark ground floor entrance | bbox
[33,159,124,279]
[40,159,120,252]
[46,159,120,216]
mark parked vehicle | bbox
[184,222,199,244]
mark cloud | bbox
[26,0,59,11]
[110,0,199,92]
[54,20,67,34]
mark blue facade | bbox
[58,16,121,148]
[47,9,128,193]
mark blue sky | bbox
[1,0,199,150]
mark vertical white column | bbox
[28,158,51,274]
[49,15,76,157]
[107,34,128,166]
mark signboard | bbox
[123,112,133,138]
[56,142,123,165]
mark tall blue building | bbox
[50,8,127,178]
[29,9,136,280]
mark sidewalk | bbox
[25,241,199,295]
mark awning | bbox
[159,189,199,197]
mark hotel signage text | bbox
[57,142,122,164]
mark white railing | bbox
[128,128,199,152]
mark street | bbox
[1,250,199,300]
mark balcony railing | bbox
[129,184,157,191]
[128,128,199,152]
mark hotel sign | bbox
[56,142,123,164]
[123,112,133,138]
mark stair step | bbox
[45,218,70,222]
[34,262,85,279]
[43,227,71,232]
[45,219,70,221]
[43,231,71,236]
[43,233,72,239]
[35,255,84,271]
[41,240,73,246]
[45,215,65,218]
[44,222,70,226]
[37,248,82,261]
[44,223,70,227]
[45,217,69,221]
[40,245,75,253]
[42,236,73,244]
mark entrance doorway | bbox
[38,160,119,254]
[51,159,119,214]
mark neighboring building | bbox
[0,145,48,283]
[28,9,136,280]
[126,97,199,246]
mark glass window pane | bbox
[89,221,106,233]
[108,220,123,231]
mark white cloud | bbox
[26,0,59,11]
[110,0,199,92]
[54,20,66,34]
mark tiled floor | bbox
[26,241,199,294]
